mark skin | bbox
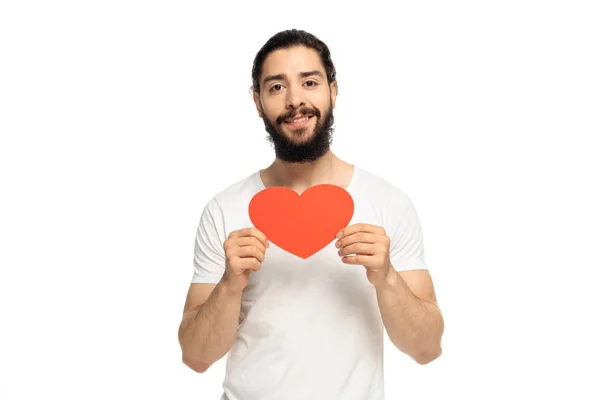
[335,223,444,364]
[253,45,352,195]
[178,45,444,373]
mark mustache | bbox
[276,107,320,124]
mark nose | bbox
[285,84,306,109]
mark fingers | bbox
[228,227,269,248]
[341,254,373,266]
[224,228,269,274]
[337,223,386,239]
[335,232,380,249]
[337,242,382,257]
[232,256,262,272]
[231,244,266,263]
[224,236,267,254]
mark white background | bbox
[1,1,599,399]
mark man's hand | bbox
[335,223,392,288]
[222,227,269,294]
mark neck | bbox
[261,151,352,193]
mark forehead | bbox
[261,46,325,79]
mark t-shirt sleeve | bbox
[387,191,428,272]
[191,197,227,284]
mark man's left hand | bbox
[335,223,393,288]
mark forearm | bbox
[376,269,444,364]
[178,280,242,370]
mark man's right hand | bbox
[222,227,269,293]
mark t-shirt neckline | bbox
[254,165,358,194]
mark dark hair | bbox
[251,29,337,94]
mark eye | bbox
[304,80,318,87]
[270,84,284,92]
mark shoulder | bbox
[198,170,263,234]
[207,170,263,211]
[354,166,413,206]
[352,166,421,234]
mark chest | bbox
[235,201,386,319]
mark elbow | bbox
[182,356,211,373]
[413,346,442,365]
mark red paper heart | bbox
[248,184,354,259]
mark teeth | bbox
[288,116,309,123]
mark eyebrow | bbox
[262,70,325,85]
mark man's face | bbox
[254,45,338,163]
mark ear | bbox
[253,91,263,118]
[330,81,338,109]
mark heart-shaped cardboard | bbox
[248,184,354,259]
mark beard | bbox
[261,101,335,164]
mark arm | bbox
[179,197,242,373]
[178,281,243,373]
[179,193,268,373]
[336,191,443,364]
[375,268,444,364]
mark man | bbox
[178,29,444,400]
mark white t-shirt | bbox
[191,165,428,400]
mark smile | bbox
[284,115,313,127]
